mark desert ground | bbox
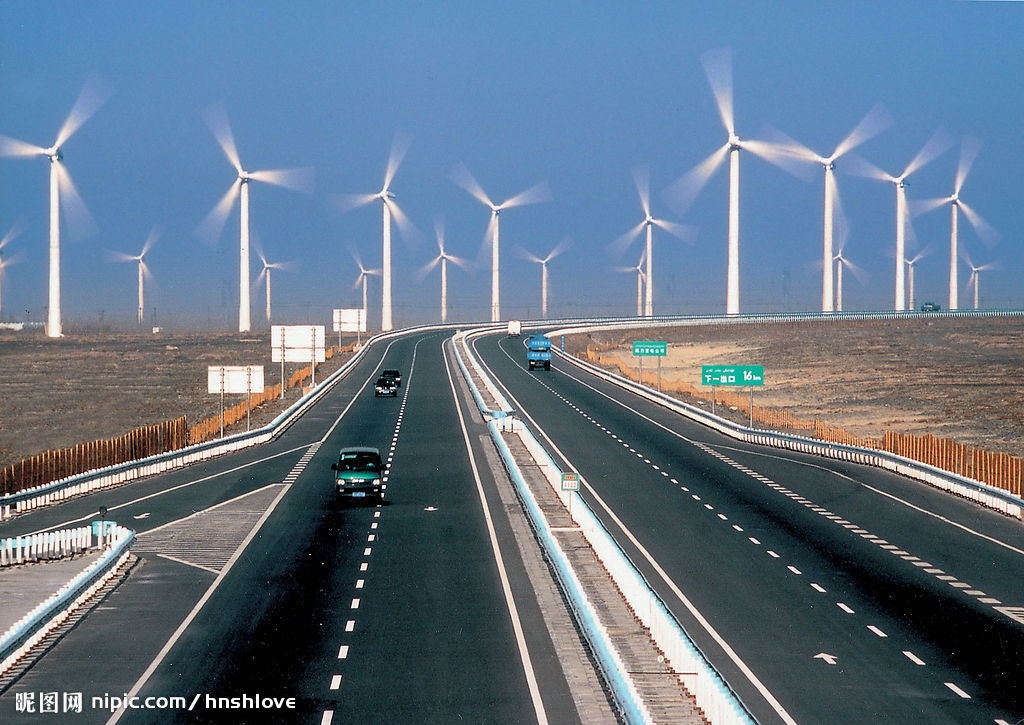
[0,330,357,467]
[564,315,1024,458]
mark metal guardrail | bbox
[453,330,754,725]
[551,345,1024,520]
[0,524,135,675]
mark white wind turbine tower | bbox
[349,247,380,318]
[111,229,158,325]
[833,247,868,313]
[664,48,802,315]
[0,222,26,321]
[911,139,999,310]
[417,216,470,324]
[904,247,932,312]
[198,103,314,333]
[768,105,893,312]
[846,129,951,311]
[611,166,695,317]
[450,163,551,322]
[516,237,573,319]
[962,250,999,310]
[0,76,112,337]
[256,251,294,324]
[612,247,647,317]
[336,136,418,332]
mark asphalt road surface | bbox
[473,331,1024,725]
[0,331,579,725]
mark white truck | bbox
[507,319,522,337]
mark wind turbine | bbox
[767,105,893,312]
[197,103,314,334]
[611,166,695,316]
[833,247,868,313]
[335,135,418,332]
[0,222,26,321]
[904,247,932,312]
[0,75,112,337]
[417,216,469,323]
[664,48,803,315]
[612,247,647,317]
[350,247,380,317]
[255,250,294,324]
[450,163,551,321]
[846,129,952,310]
[111,228,158,325]
[962,250,998,310]
[911,139,999,310]
[516,237,573,319]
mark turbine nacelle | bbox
[44,146,62,163]
[238,170,251,183]
[728,133,742,150]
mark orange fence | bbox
[1,344,357,496]
[581,346,1023,498]
[0,418,188,495]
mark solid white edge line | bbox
[443,338,549,725]
[477,333,796,725]
[106,483,291,725]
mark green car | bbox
[331,446,384,500]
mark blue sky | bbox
[1,1,1021,328]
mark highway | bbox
[0,331,582,725]
[473,331,1024,724]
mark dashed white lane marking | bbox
[363,548,372,556]
[367,534,376,542]
[350,599,360,609]
[359,562,368,572]
[345,620,355,632]
[321,711,333,725]
[867,625,888,638]
[338,645,349,659]
[355,579,365,589]
[329,675,342,690]
[837,603,855,614]
[811,583,827,593]
[787,566,802,575]
[903,651,926,665]
[749,537,761,545]
[767,551,781,559]
[944,682,971,699]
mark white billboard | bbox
[207,365,265,394]
[271,325,326,363]
[333,308,367,333]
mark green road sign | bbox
[632,341,667,356]
[561,472,580,491]
[701,364,765,386]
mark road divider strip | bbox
[454,330,754,725]
[0,524,134,677]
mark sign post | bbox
[561,472,580,518]
[272,325,326,394]
[700,365,765,426]
[208,365,265,436]
[334,308,367,350]
[632,341,667,389]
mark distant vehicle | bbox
[507,320,522,337]
[526,334,552,371]
[381,369,402,387]
[374,376,398,397]
[331,447,384,500]
[920,302,941,312]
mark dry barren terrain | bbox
[565,316,1024,458]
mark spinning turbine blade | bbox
[449,163,494,207]
[55,163,98,239]
[609,221,645,258]
[909,197,950,217]
[0,220,25,250]
[0,136,46,158]
[383,132,412,191]
[202,102,243,172]
[902,129,952,179]
[197,180,241,244]
[386,199,422,246]
[140,227,160,258]
[663,144,729,216]
[335,193,379,213]
[514,246,542,263]
[832,103,893,159]
[546,236,573,262]
[248,167,316,194]
[958,200,1000,246]
[501,180,551,209]
[54,74,113,148]
[701,47,734,135]
[955,137,982,195]
[841,154,893,182]
[757,125,819,163]
[653,219,698,243]
[414,255,441,281]
[632,165,651,217]
[741,138,814,181]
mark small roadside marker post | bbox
[561,472,580,519]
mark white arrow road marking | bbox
[132,513,150,520]
[814,653,839,665]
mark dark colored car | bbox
[381,369,402,387]
[374,376,398,397]
[331,447,384,500]
[920,301,941,312]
